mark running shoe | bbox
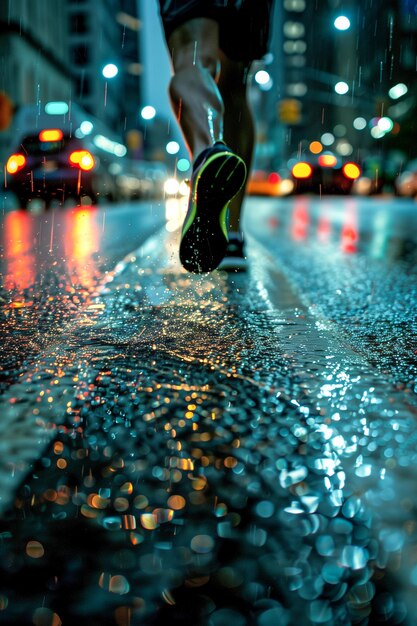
[179,141,247,273]
[218,232,247,272]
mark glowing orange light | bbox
[69,151,81,165]
[309,141,323,154]
[4,210,35,290]
[39,129,63,142]
[79,151,95,171]
[292,162,312,178]
[64,207,99,289]
[318,154,337,167]
[6,154,26,174]
[69,150,95,171]
[343,163,361,179]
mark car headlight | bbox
[164,178,180,195]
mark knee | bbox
[197,53,220,79]
[171,44,219,80]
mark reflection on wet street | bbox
[1,197,417,625]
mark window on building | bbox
[70,13,89,34]
[72,44,89,66]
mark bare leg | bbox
[218,52,254,233]
[168,18,224,159]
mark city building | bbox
[67,0,142,139]
[0,0,71,161]
[275,0,415,163]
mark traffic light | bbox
[277,99,302,124]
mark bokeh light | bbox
[166,141,180,155]
[388,83,408,99]
[102,63,119,79]
[254,70,271,85]
[334,16,351,30]
[177,158,191,172]
[309,141,323,154]
[80,121,93,135]
[378,117,394,132]
[353,117,367,130]
[141,106,156,120]
[335,81,349,95]
[321,132,335,146]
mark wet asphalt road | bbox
[1,195,417,625]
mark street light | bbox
[102,63,119,79]
[334,16,351,30]
[388,83,408,99]
[80,120,93,135]
[45,101,69,115]
[141,106,156,120]
[378,117,394,132]
[166,141,180,155]
[254,70,273,91]
[335,81,349,95]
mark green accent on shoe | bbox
[179,145,247,274]
[181,150,246,238]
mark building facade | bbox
[0,0,71,160]
[0,0,143,164]
[66,0,142,137]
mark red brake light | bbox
[268,172,281,184]
[6,154,26,174]
[69,150,95,171]
[39,129,63,142]
[343,163,361,179]
[292,162,312,179]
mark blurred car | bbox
[5,129,120,207]
[395,159,417,197]
[247,170,281,196]
[290,153,361,195]
[3,103,127,207]
[115,160,168,200]
[247,170,294,196]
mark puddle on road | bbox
[1,230,417,625]
[249,197,417,404]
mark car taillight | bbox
[6,154,26,174]
[268,172,281,184]
[69,150,95,171]
[343,163,361,179]
[39,129,63,142]
[292,162,312,178]
[318,154,337,167]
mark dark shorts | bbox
[158,0,274,63]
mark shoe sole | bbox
[179,151,247,273]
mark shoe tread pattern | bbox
[180,153,246,273]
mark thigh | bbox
[159,0,221,45]
[167,17,220,75]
